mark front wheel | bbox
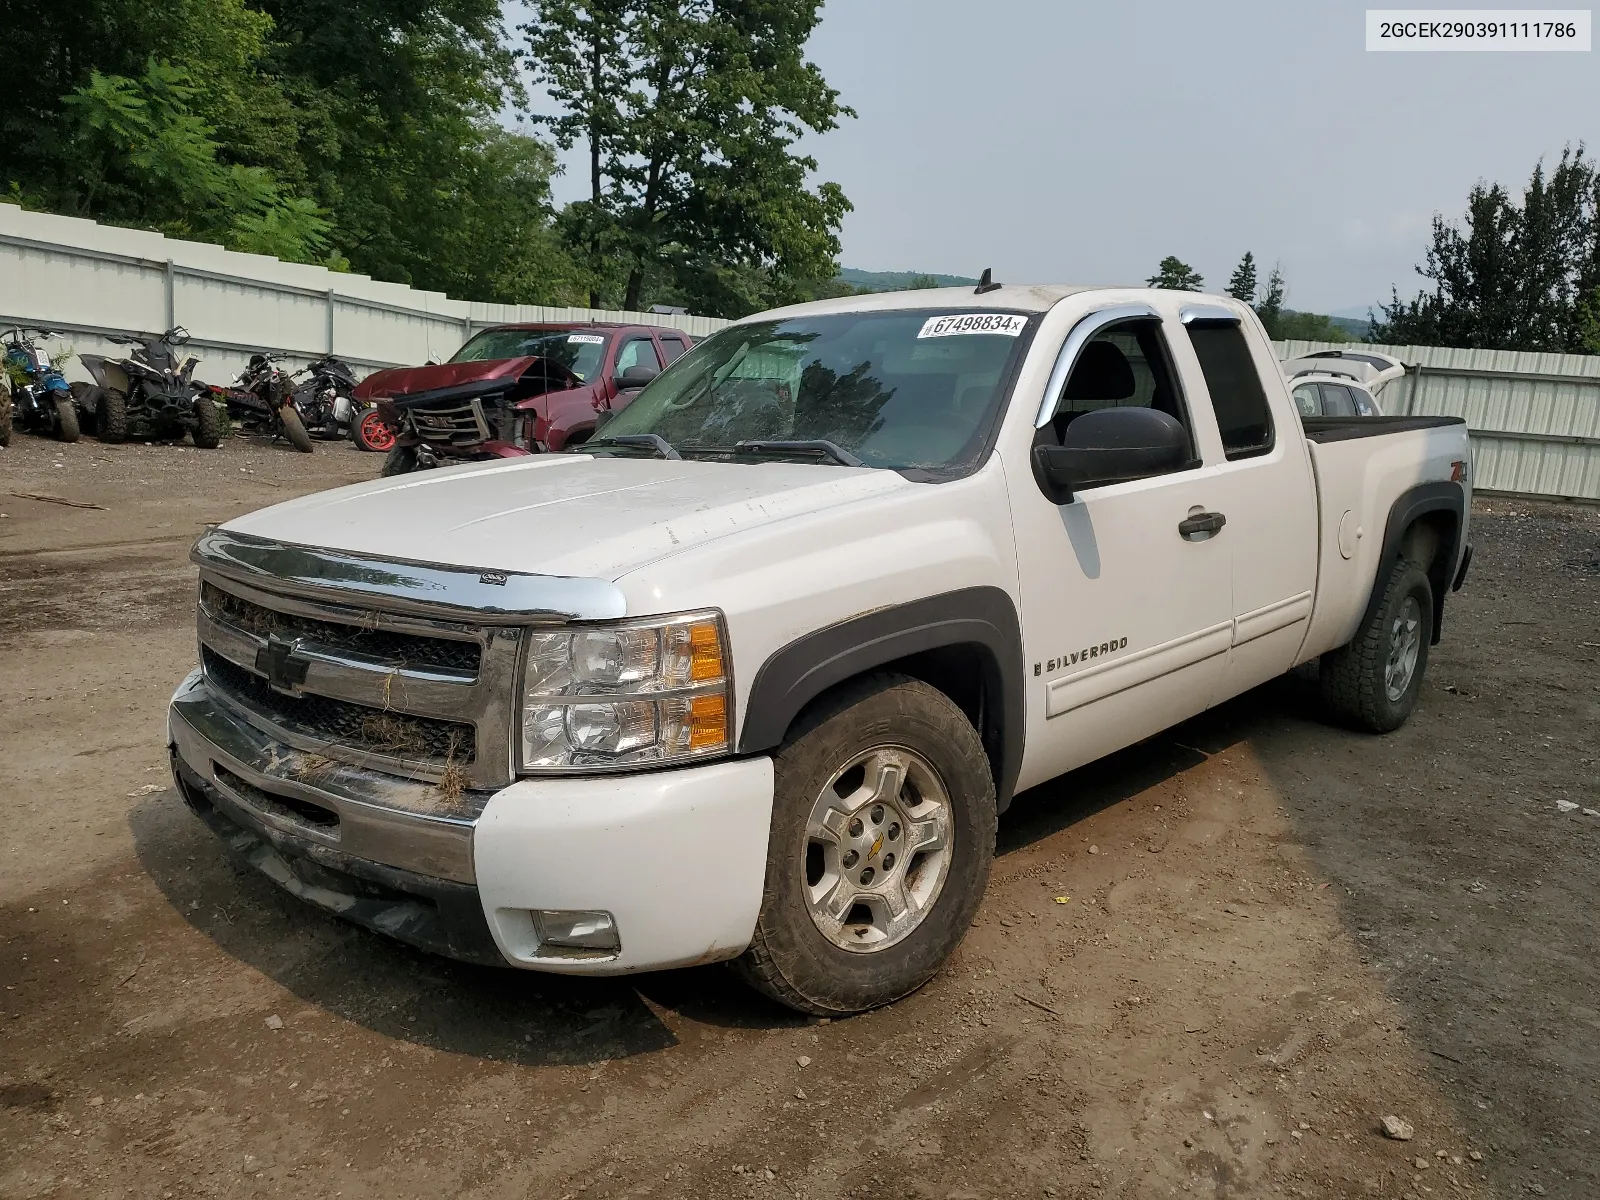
[1320,557,1434,733]
[191,393,221,449]
[380,445,420,476]
[53,395,80,443]
[354,407,396,453]
[733,675,996,1015]
[0,384,12,447]
[278,404,314,453]
[96,387,129,443]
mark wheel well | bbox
[785,643,1007,798]
[1398,511,1458,642]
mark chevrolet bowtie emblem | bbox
[255,635,311,694]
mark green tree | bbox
[1273,311,1352,343]
[1146,256,1203,291]
[1256,265,1285,337]
[523,0,854,316]
[1374,147,1598,351]
[1226,251,1258,304]
[904,274,941,290]
[62,59,332,263]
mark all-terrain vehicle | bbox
[78,326,219,447]
[3,327,80,443]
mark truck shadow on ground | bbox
[124,678,1313,1070]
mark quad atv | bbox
[78,326,219,448]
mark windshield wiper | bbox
[585,433,681,460]
[732,439,865,468]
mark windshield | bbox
[449,329,609,381]
[597,309,1034,471]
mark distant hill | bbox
[837,267,979,293]
[1327,314,1375,338]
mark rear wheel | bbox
[380,445,419,476]
[279,404,314,453]
[191,393,221,449]
[733,675,996,1015]
[96,388,129,444]
[0,384,12,447]
[53,395,80,443]
[1320,557,1434,733]
[354,407,396,453]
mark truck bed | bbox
[1300,414,1465,444]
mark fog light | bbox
[532,909,620,954]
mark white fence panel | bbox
[0,204,731,389]
[1277,338,1600,502]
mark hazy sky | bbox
[510,1,1598,314]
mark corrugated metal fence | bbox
[0,204,731,387]
[1277,338,1600,503]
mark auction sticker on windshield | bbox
[917,313,1028,338]
[568,334,606,344]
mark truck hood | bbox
[354,357,535,400]
[220,455,914,582]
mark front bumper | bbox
[168,669,775,974]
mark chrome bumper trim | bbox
[192,527,627,624]
[169,670,482,884]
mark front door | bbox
[1009,309,1234,793]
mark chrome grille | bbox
[203,649,477,763]
[196,572,521,788]
[405,398,492,445]
[201,583,481,675]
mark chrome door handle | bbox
[1178,511,1226,540]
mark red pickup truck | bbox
[353,322,695,474]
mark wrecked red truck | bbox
[353,322,696,475]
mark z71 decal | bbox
[1034,636,1129,676]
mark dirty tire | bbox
[1320,557,1434,733]
[0,385,12,447]
[733,674,996,1016]
[191,394,221,449]
[380,445,419,476]
[279,405,314,453]
[53,396,80,443]
[96,387,129,443]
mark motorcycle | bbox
[3,327,80,443]
[78,326,219,447]
[216,353,316,453]
[290,354,362,441]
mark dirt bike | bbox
[78,326,218,447]
[3,328,80,443]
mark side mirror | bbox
[1032,407,1189,504]
[618,363,659,388]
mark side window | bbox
[1350,385,1379,416]
[1048,318,1195,462]
[659,335,689,364]
[1319,383,1358,418]
[1291,384,1321,417]
[1186,322,1274,460]
[615,337,661,379]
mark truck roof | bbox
[749,283,1221,323]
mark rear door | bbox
[1173,309,1319,697]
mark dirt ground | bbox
[1,429,1596,1200]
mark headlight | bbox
[519,611,730,771]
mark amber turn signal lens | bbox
[687,692,728,750]
[688,621,724,682]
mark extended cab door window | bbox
[1186,321,1274,460]
[1041,318,1198,469]
[1319,383,1359,418]
[659,334,690,363]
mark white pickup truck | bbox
[167,284,1473,1014]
